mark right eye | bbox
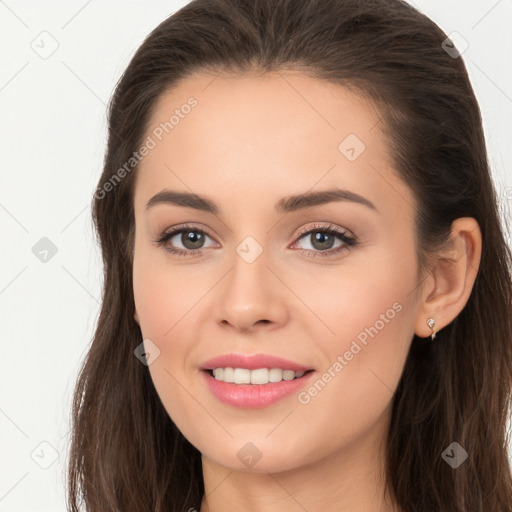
[154,224,218,257]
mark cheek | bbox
[290,246,417,410]
[132,245,212,341]
[132,253,210,435]
[290,242,417,348]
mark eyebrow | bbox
[145,188,378,214]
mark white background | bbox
[0,1,511,510]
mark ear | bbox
[134,308,140,325]
[414,217,482,338]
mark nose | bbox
[214,248,289,333]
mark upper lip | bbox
[200,353,313,372]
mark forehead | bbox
[134,70,413,219]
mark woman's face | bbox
[132,71,424,473]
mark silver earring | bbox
[426,317,437,340]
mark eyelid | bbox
[157,222,214,237]
[157,222,353,241]
[293,222,355,240]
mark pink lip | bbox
[201,370,316,409]
[200,353,313,372]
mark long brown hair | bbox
[66,0,512,510]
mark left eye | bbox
[294,229,350,251]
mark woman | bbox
[67,0,512,510]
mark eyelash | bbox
[153,222,358,259]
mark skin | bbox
[131,70,482,512]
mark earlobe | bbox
[414,217,482,339]
[134,308,140,325]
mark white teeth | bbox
[250,368,269,384]
[269,368,283,382]
[211,367,308,384]
[223,367,235,382]
[233,368,251,384]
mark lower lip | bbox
[201,370,315,408]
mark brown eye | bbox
[292,224,358,258]
[155,225,217,256]
[179,230,206,250]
